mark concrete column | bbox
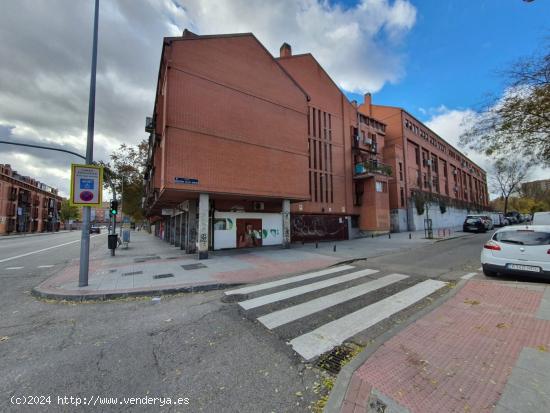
[186,202,197,254]
[282,199,291,249]
[197,193,209,259]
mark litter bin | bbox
[108,234,118,250]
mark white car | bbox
[481,225,550,277]
[533,212,550,225]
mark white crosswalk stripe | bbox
[225,264,354,295]
[289,279,446,360]
[229,266,448,361]
[239,268,379,310]
[258,273,408,329]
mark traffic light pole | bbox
[78,0,99,287]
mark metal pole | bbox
[79,0,99,287]
[119,178,123,237]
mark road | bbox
[0,230,507,412]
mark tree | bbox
[490,158,531,214]
[59,199,80,229]
[461,46,550,166]
[101,140,148,221]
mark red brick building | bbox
[0,164,62,235]
[143,31,488,256]
[367,103,489,232]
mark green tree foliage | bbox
[461,46,550,166]
[101,140,148,221]
[59,199,80,228]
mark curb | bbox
[323,278,469,413]
[31,282,246,302]
[0,230,72,241]
[31,256,359,303]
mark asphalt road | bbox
[0,230,499,412]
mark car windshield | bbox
[494,231,550,246]
[466,218,480,224]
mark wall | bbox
[213,211,282,249]
[402,203,494,232]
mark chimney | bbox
[182,28,198,38]
[364,93,372,116]
[280,42,292,58]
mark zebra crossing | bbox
[225,265,447,361]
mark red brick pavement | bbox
[342,280,550,413]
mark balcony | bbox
[354,160,392,178]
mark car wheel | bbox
[483,267,497,277]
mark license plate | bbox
[507,264,541,273]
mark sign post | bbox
[70,162,103,286]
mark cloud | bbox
[183,0,416,92]
[424,107,548,198]
[0,0,415,197]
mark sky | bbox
[0,0,548,198]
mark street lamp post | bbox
[78,0,99,287]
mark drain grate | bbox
[165,256,181,260]
[122,271,143,276]
[153,273,174,279]
[181,263,207,270]
[316,343,360,375]
[109,269,117,273]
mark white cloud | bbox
[0,0,416,197]
[182,0,417,92]
[424,107,548,198]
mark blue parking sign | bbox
[80,179,94,189]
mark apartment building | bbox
[0,164,62,235]
[143,30,487,256]
[367,103,489,231]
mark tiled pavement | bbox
[339,279,550,413]
[32,228,452,300]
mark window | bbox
[399,162,403,181]
[400,187,405,207]
[494,230,550,246]
[375,181,385,193]
[354,183,364,206]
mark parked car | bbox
[463,216,487,233]
[492,212,509,227]
[90,225,101,234]
[481,225,550,278]
[533,212,550,225]
[466,215,493,231]
[505,211,521,224]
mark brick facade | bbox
[0,164,62,235]
[144,30,488,252]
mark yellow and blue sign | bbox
[70,164,103,207]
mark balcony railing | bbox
[354,160,392,177]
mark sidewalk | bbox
[32,228,470,300]
[332,279,550,413]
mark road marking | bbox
[239,268,379,310]
[225,265,355,295]
[258,273,409,329]
[461,272,477,280]
[289,279,447,360]
[38,265,54,268]
[5,267,23,270]
[0,234,102,264]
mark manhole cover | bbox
[316,343,360,374]
[122,271,143,276]
[181,263,207,270]
[153,273,174,279]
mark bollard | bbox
[372,234,374,238]
[388,233,391,239]
[316,242,318,248]
[333,245,336,252]
[409,233,412,239]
